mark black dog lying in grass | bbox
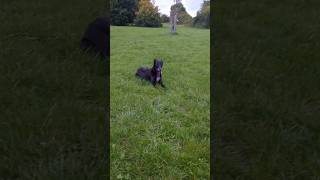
[81,16,109,59]
[136,59,166,88]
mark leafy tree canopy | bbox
[192,0,210,28]
[134,0,162,27]
[170,2,192,25]
[111,0,139,26]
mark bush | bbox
[111,0,138,26]
[134,0,162,27]
[161,14,170,23]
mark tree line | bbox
[111,0,210,28]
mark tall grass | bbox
[213,0,320,179]
[111,24,210,179]
[0,0,108,179]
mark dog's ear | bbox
[154,59,157,66]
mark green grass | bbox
[0,0,108,179]
[213,0,320,179]
[110,25,210,179]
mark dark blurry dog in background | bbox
[136,59,166,88]
[81,16,109,59]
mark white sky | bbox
[154,0,203,17]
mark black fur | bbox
[81,16,109,59]
[136,59,166,88]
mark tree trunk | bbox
[170,11,177,33]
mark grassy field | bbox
[110,25,210,178]
[213,0,320,179]
[0,0,108,179]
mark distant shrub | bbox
[161,14,170,23]
[134,0,162,27]
[111,0,138,26]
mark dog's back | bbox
[136,67,151,81]
[136,59,165,87]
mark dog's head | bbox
[153,59,163,73]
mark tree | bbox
[170,0,180,33]
[170,2,192,25]
[161,14,170,23]
[192,0,210,28]
[134,0,162,27]
[111,0,139,26]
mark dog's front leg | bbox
[152,79,157,87]
[159,80,166,88]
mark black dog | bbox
[136,59,166,88]
[81,16,109,59]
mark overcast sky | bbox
[154,0,203,17]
